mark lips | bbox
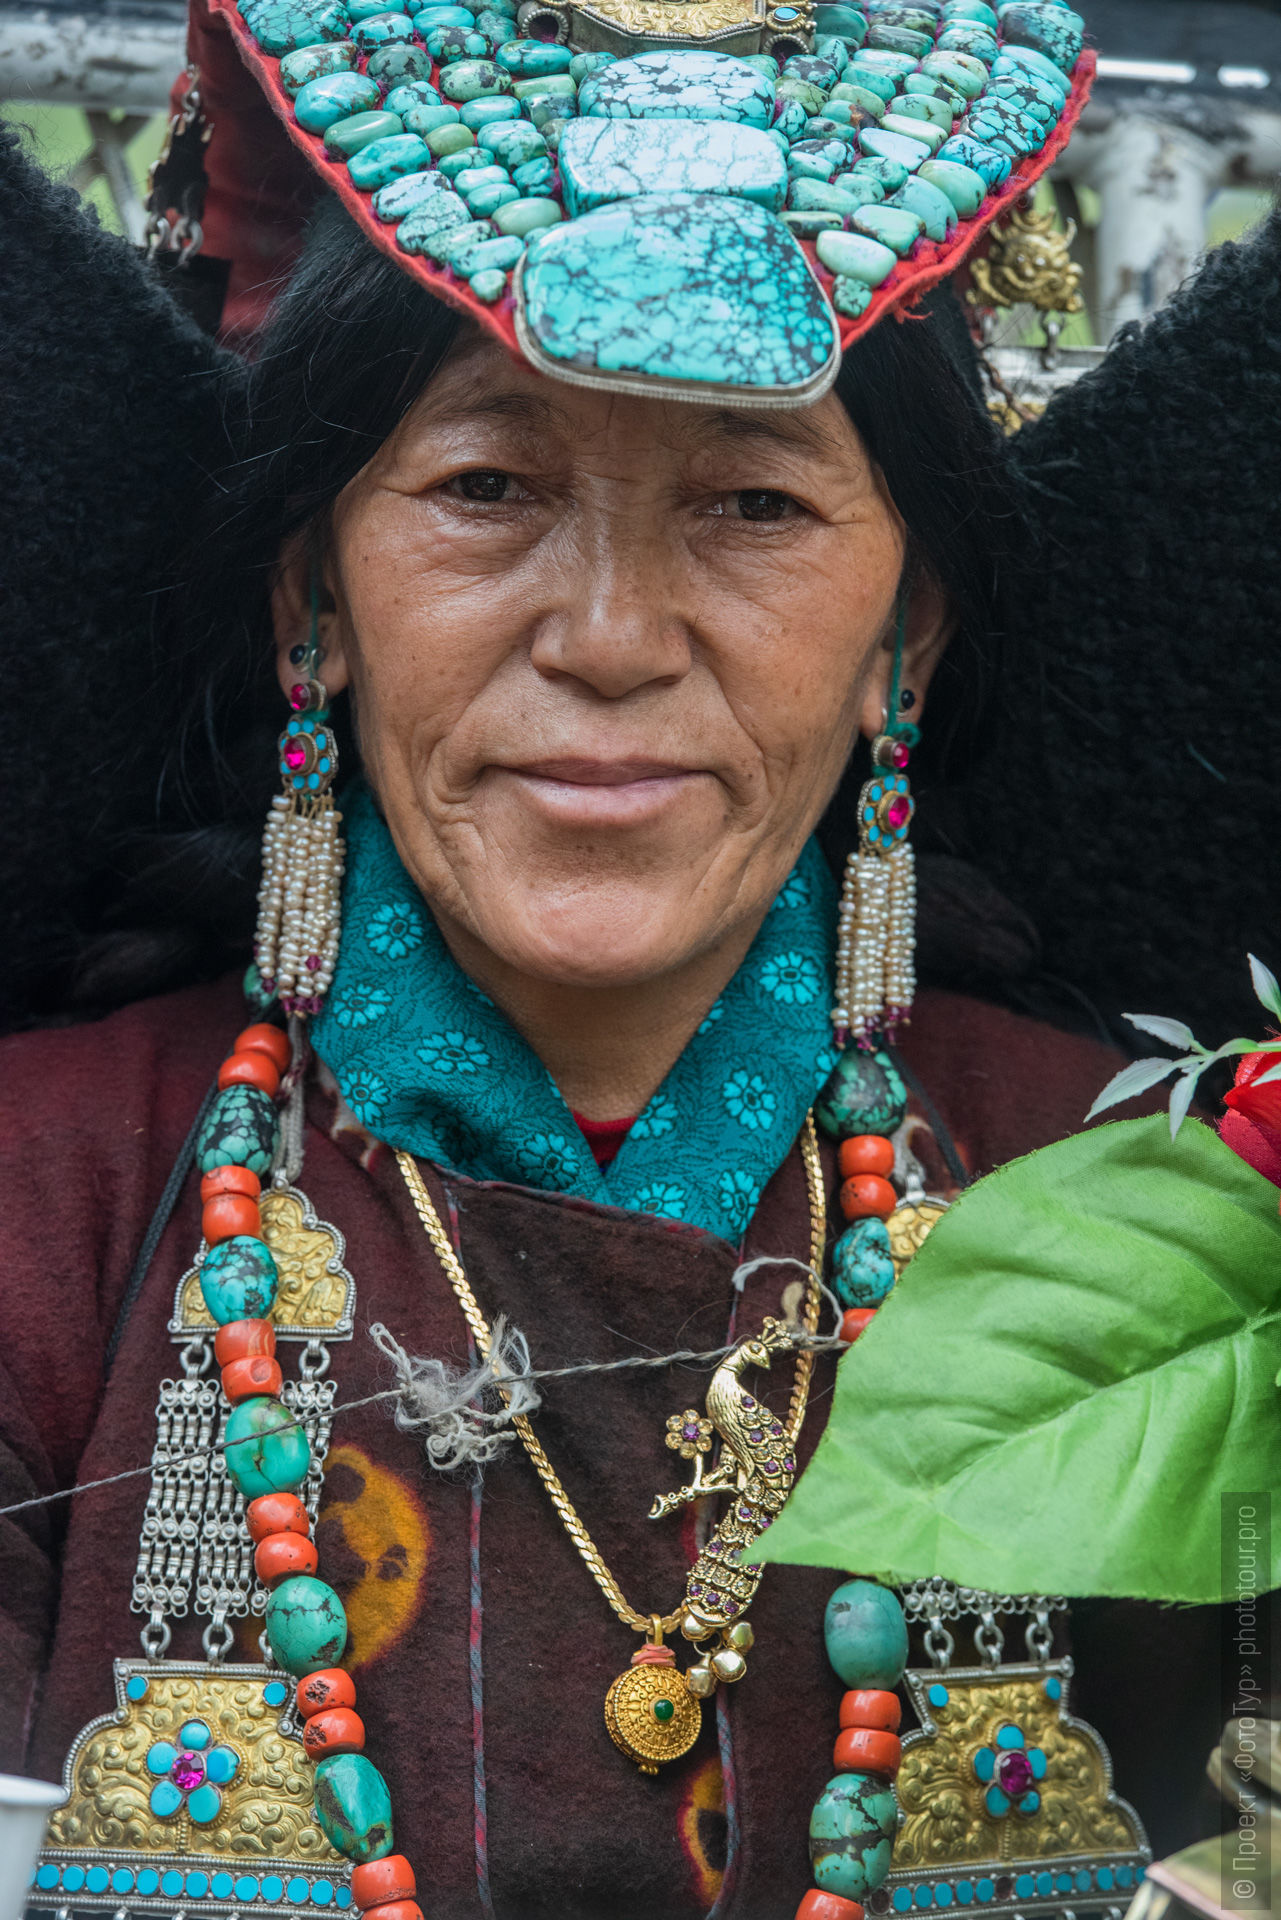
[510,758,697,785]
[497,758,708,826]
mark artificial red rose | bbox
[1219,1050,1281,1188]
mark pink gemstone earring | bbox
[252,572,345,1016]
[832,604,918,1049]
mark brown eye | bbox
[735,490,795,521]
[454,470,512,501]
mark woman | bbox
[1,1,1275,1909]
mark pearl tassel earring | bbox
[831,604,918,1049]
[253,580,345,1017]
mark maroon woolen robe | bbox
[0,979,1224,1916]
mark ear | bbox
[270,536,351,702]
[856,572,956,742]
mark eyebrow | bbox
[693,407,844,457]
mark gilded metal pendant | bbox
[605,1655,703,1774]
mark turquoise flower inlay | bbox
[366,900,426,956]
[344,1067,391,1123]
[972,1721,1047,1817]
[634,1180,687,1218]
[630,1095,678,1139]
[145,1721,239,1825]
[759,950,823,1005]
[515,1131,579,1184]
[723,1069,778,1131]
[332,982,392,1027]
[416,1031,491,1074]
[717,1168,761,1231]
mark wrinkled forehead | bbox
[222,0,1089,402]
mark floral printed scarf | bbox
[312,782,839,1241]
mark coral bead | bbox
[840,1689,902,1733]
[351,1859,417,1911]
[840,1173,897,1221]
[246,1491,310,1542]
[358,1905,423,1920]
[840,1308,876,1343]
[235,1023,292,1072]
[795,1893,864,1920]
[214,1319,276,1367]
[834,1726,902,1777]
[297,1667,357,1718]
[203,1194,262,1244]
[303,1706,366,1760]
[838,1134,895,1180]
[223,1355,284,1404]
[201,1164,262,1203]
[219,1050,282,1097]
[255,1531,319,1585]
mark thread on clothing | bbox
[369,1317,541,1472]
[469,1458,496,1920]
[705,1689,742,1920]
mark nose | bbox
[528,519,695,701]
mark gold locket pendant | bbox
[605,1628,703,1774]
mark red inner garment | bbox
[572,1113,636,1169]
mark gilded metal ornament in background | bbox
[969,200,1084,318]
[172,1185,356,1339]
[513,0,815,61]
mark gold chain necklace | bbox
[396,1114,827,1772]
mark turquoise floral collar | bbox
[312,782,839,1240]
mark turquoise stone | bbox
[366,44,432,85]
[453,161,509,191]
[475,5,516,34]
[987,71,1059,118]
[437,141,489,174]
[880,110,945,152]
[496,37,573,75]
[784,54,842,90]
[469,267,509,302]
[323,108,403,156]
[279,40,357,92]
[815,3,868,38]
[831,276,871,318]
[519,193,838,397]
[246,0,351,55]
[348,131,433,186]
[265,1575,348,1675]
[824,1579,909,1687]
[937,130,1011,184]
[783,211,844,236]
[348,0,398,18]
[858,124,930,168]
[199,1235,279,1324]
[775,77,827,116]
[904,71,966,108]
[816,224,895,282]
[993,45,1069,98]
[450,230,523,270]
[295,70,381,131]
[847,152,907,189]
[853,47,918,76]
[789,177,864,215]
[815,1046,907,1139]
[512,155,555,192]
[831,1216,896,1305]
[918,154,986,213]
[465,179,521,216]
[968,106,1044,154]
[351,10,416,46]
[380,166,460,221]
[831,166,884,201]
[851,199,920,244]
[313,1754,394,1863]
[402,99,463,134]
[511,72,576,100]
[890,91,954,132]
[426,121,476,155]
[810,1771,898,1899]
[921,51,986,96]
[936,22,998,61]
[397,202,482,255]
[440,56,513,100]
[772,98,809,142]
[527,97,576,133]
[829,84,885,118]
[570,50,617,83]
[460,94,521,127]
[814,34,851,71]
[999,0,1083,72]
[383,78,442,113]
[424,23,488,57]
[924,46,988,84]
[196,1085,277,1175]
[891,173,957,238]
[532,114,573,150]
[803,116,858,142]
[558,118,787,218]
[410,0,474,18]
[226,1396,311,1499]
[493,194,562,235]
[944,0,998,22]
[423,217,496,262]
[579,50,775,129]
[842,63,897,100]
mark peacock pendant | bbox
[604,1318,798,1772]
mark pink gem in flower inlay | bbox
[171,1751,205,1792]
[996,1750,1035,1798]
[284,742,308,770]
[886,795,911,830]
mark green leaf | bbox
[1249,953,1281,1022]
[1124,1012,1199,1051]
[759,1116,1281,1603]
[1083,1055,1179,1122]
[1168,1064,1201,1139]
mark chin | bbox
[484,887,709,992]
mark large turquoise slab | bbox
[516,192,838,400]
[824,1578,909,1687]
[265,1574,348,1675]
[199,1235,279,1323]
[225,1395,311,1499]
[313,1753,394,1863]
[810,1770,898,1900]
[195,1084,278,1175]
[557,117,786,218]
[578,50,775,129]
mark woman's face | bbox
[275,329,946,995]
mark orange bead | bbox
[303,1707,366,1760]
[840,1688,902,1733]
[255,1531,319,1585]
[245,1491,309,1542]
[200,1164,262,1204]
[840,1173,897,1221]
[203,1194,262,1244]
[235,1023,292,1072]
[358,1905,422,1920]
[795,1893,864,1920]
[218,1051,281,1097]
[214,1319,276,1367]
[840,1308,876,1344]
[223,1354,284,1404]
[838,1134,895,1180]
[297,1668,357,1719]
[351,1860,417,1912]
[834,1726,902,1778]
